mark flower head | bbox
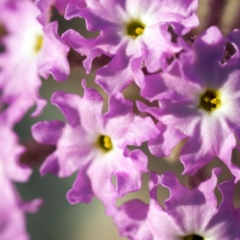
[138,26,240,180]
[114,168,240,240]
[32,81,159,215]
[0,0,70,118]
[63,0,198,93]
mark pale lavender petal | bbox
[79,81,104,133]
[37,124,94,177]
[51,92,81,127]
[35,0,53,25]
[32,120,66,145]
[38,21,70,81]
[161,168,220,233]
[96,45,143,93]
[115,149,148,197]
[206,179,240,239]
[148,122,185,157]
[182,26,226,85]
[62,29,121,73]
[142,23,181,72]
[51,81,104,131]
[105,92,159,146]
[67,162,94,204]
[87,155,118,215]
[114,199,153,240]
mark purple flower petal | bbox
[67,162,94,204]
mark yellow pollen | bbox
[34,35,43,53]
[98,135,113,152]
[135,27,144,36]
[200,90,221,112]
[126,20,145,39]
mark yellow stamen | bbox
[98,135,113,152]
[34,35,43,53]
[103,136,112,149]
[200,90,221,112]
[135,27,144,36]
[126,20,145,39]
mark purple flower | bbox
[114,168,240,240]
[32,81,159,215]
[0,0,70,117]
[63,0,198,93]
[138,26,240,180]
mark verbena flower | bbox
[114,168,240,240]
[63,0,198,93]
[138,26,240,180]
[32,81,159,215]
[0,0,70,118]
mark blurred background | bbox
[15,0,240,239]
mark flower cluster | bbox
[1,0,240,239]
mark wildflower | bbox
[0,0,70,117]
[32,81,158,215]
[114,168,240,240]
[138,26,240,180]
[63,0,198,93]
